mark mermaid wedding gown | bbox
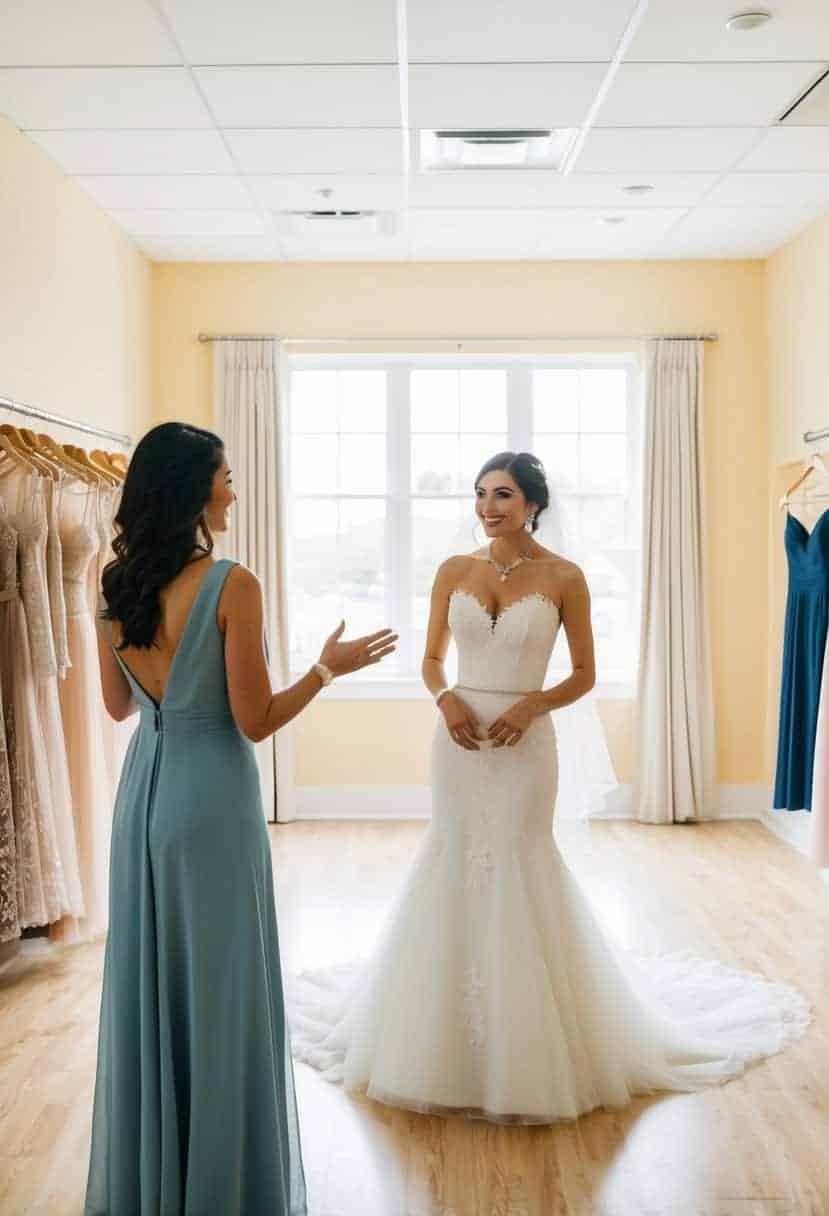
[286,588,812,1124]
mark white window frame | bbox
[287,352,642,701]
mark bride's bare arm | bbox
[532,564,596,713]
[223,565,397,742]
[421,556,481,750]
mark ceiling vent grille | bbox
[274,210,396,237]
[420,128,578,171]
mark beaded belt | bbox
[0,586,19,603]
[455,683,540,696]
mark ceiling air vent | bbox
[420,128,578,171]
[274,210,396,237]
[779,67,829,125]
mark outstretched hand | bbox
[318,620,398,678]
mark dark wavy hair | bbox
[474,451,550,534]
[101,421,225,649]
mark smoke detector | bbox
[420,128,578,171]
[725,9,772,31]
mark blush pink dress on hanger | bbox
[0,472,72,927]
[53,480,111,942]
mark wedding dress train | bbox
[285,589,811,1124]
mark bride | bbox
[286,450,811,1124]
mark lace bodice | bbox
[61,484,99,619]
[7,475,58,682]
[0,507,17,598]
[448,589,561,693]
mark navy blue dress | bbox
[774,510,829,811]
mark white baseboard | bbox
[294,783,772,822]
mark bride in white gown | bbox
[286,451,811,1124]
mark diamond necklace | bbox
[486,541,535,582]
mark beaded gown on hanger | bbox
[286,575,812,1124]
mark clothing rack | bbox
[198,332,719,344]
[0,394,132,448]
[804,426,829,445]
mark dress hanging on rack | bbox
[0,516,19,943]
[774,508,829,812]
[0,480,71,927]
[52,480,112,942]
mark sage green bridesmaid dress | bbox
[85,558,307,1215]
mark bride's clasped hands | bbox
[439,687,544,749]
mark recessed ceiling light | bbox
[623,184,654,194]
[603,215,626,224]
[726,9,772,31]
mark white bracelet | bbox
[434,687,452,707]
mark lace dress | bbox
[53,481,111,941]
[286,589,812,1124]
[0,512,19,942]
[0,475,69,927]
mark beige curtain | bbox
[634,339,717,823]
[214,338,296,823]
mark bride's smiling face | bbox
[203,456,236,534]
[475,469,536,537]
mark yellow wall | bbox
[0,115,152,440]
[766,214,829,779]
[154,260,770,789]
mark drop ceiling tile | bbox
[408,63,607,129]
[627,0,829,63]
[0,0,180,65]
[409,171,718,208]
[111,209,265,236]
[662,204,823,256]
[577,127,765,172]
[74,175,252,210]
[0,68,212,130]
[136,235,280,262]
[739,127,829,171]
[28,129,234,174]
[248,175,406,210]
[225,129,404,174]
[705,172,829,207]
[598,62,825,127]
[163,0,396,63]
[407,0,635,62]
[196,66,400,128]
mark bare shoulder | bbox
[556,558,590,596]
[434,553,478,586]
[219,563,263,620]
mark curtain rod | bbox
[199,332,718,344]
[0,395,132,448]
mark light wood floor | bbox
[1,819,827,1216]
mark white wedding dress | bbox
[285,588,812,1124]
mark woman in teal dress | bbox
[87,421,397,1215]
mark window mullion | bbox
[387,364,412,674]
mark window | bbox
[287,353,641,698]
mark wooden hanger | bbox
[36,433,98,485]
[0,423,54,478]
[108,451,128,476]
[18,427,64,480]
[63,443,108,485]
[779,451,829,510]
[88,448,122,485]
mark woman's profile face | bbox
[203,456,235,534]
